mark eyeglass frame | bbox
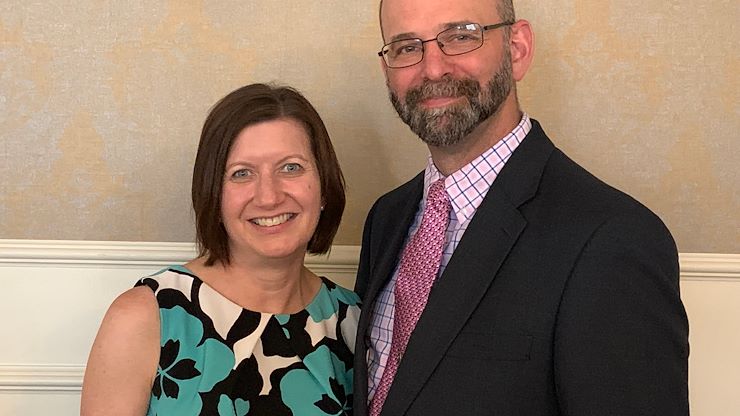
[377,21,515,69]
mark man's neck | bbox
[429,101,522,176]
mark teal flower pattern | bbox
[307,279,361,323]
[137,267,360,415]
[146,306,234,416]
[217,394,250,416]
[280,345,353,416]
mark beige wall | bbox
[1,1,737,253]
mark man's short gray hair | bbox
[497,0,516,23]
[379,0,517,40]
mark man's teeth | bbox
[252,213,293,227]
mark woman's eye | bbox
[230,169,252,180]
[281,163,303,173]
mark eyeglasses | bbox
[378,22,514,69]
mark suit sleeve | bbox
[553,208,689,415]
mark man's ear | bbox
[509,20,535,82]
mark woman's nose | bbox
[254,174,284,207]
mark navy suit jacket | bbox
[353,120,689,415]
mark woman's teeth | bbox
[251,213,293,227]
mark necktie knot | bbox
[426,178,450,213]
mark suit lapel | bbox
[380,190,526,416]
[364,174,424,307]
[380,121,555,416]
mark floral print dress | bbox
[135,266,360,416]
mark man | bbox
[353,0,690,415]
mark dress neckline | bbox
[169,264,329,317]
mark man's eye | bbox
[396,44,421,55]
[445,32,479,44]
[401,45,419,54]
[389,41,421,57]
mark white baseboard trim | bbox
[0,239,361,269]
[0,239,736,280]
[0,365,84,393]
[0,240,737,393]
[678,253,740,281]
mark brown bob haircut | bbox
[192,83,346,266]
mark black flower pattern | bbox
[314,377,352,415]
[152,339,202,399]
[136,267,360,415]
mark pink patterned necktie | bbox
[370,178,451,416]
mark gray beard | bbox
[389,51,513,148]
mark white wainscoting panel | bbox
[0,240,738,415]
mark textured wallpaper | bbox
[1,1,737,252]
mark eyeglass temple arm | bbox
[483,21,515,31]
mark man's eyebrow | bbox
[443,21,475,30]
[388,31,419,43]
[387,21,475,43]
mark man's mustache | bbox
[406,77,481,104]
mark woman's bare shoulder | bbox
[109,285,158,320]
[80,286,160,415]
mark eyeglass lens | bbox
[382,23,484,68]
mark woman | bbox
[81,84,360,415]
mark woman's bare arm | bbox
[80,286,160,416]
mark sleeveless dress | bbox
[135,265,361,416]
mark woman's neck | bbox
[186,254,321,314]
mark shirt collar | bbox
[423,113,532,223]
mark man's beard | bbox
[389,50,513,148]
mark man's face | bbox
[380,0,513,147]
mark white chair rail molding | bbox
[0,239,738,415]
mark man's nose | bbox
[418,41,454,80]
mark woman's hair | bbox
[191,83,346,265]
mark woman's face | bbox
[220,117,322,263]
